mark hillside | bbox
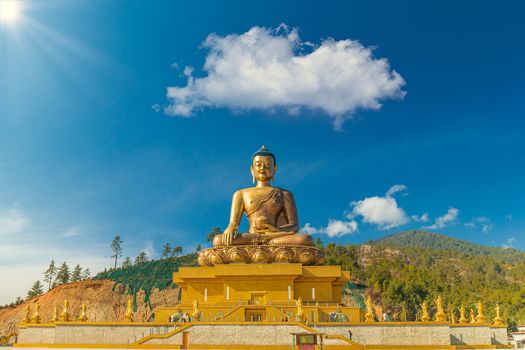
[0,280,180,338]
[372,230,525,263]
[324,231,525,329]
[2,232,524,336]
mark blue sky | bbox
[0,0,524,303]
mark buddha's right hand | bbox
[223,226,238,246]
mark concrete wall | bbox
[17,322,508,347]
[17,326,55,344]
[491,327,509,345]
[449,325,508,346]
[17,323,176,345]
[317,323,451,346]
[145,324,306,346]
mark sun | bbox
[0,0,22,25]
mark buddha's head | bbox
[251,145,277,183]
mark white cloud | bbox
[0,207,29,235]
[425,207,459,230]
[503,237,517,249]
[349,184,410,230]
[301,219,358,237]
[412,213,429,223]
[465,216,492,234]
[165,24,406,129]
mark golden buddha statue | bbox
[31,303,41,324]
[60,299,71,322]
[365,296,375,323]
[434,295,445,322]
[124,299,135,322]
[492,304,505,326]
[421,301,430,322]
[213,146,312,247]
[199,146,324,266]
[475,301,487,323]
[458,305,468,324]
[78,303,88,322]
[51,306,59,323]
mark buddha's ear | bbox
[250,164,255,183]
[273,164,278,174]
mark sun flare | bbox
[0,0,22,25]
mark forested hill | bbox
[371,230,525,264]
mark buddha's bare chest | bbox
[242,189,283,215]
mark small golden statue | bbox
[475,301,487,324]
[124,299,135,322]
[191,299,200,321]
[450,311,457,324]
[78,303,88,322]
[51,306,59,323]
[434,295,445,322]
[421,301,430,322]
[31,303,41,324]
[365,296,375,323]
[60,299,71,322]
[492,304,505,326]
[21,306,31,325]
[458,305,468,324]
[295,297,304,321]
[469,308,476,323]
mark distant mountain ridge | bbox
[370,230,524,263]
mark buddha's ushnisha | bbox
[213,146,313,247]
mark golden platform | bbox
[197,245,326,266]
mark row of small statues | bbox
[20,299,136,325]
[364,295,505,326]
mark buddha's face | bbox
[251,155,276,182]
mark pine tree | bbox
[27,280,44,299]
[195,244,202,252]
[71,264,82,282]
[82,268,91,280]
[43,260,57,291]
[122,257,132,268]
[172,246,183,257]
[111,235,123,269]
[134,251,148,265]
[55,262,70,285]
[207,227,222,243]
[161,243,172,259]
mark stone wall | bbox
[451,325,491,345]
[17,326,55,344]
[17,322,508,347]
[143,323,306,346]
[17,323,176,346]
[317,323,451,345]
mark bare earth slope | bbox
[0,279,180,336]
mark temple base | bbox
[197,245,325,266]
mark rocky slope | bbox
[0,279,179,337]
